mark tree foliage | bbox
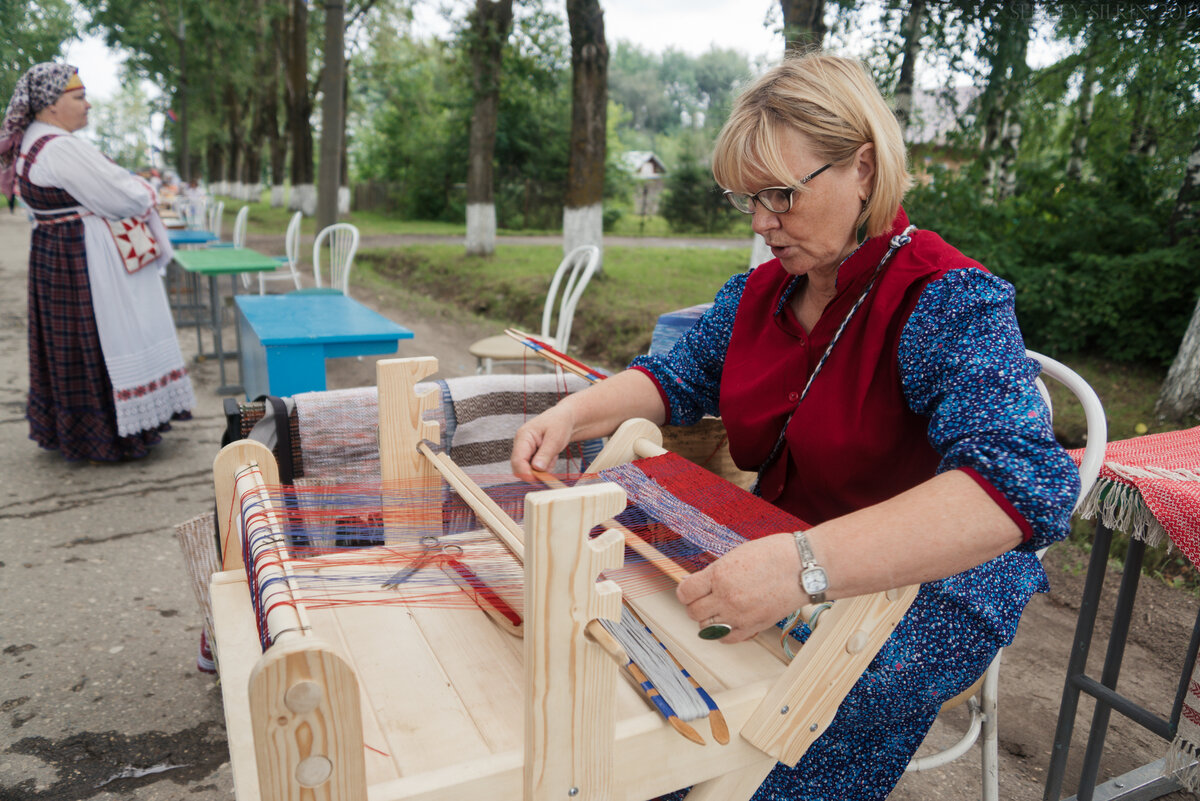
[0,0,78,103]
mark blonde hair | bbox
[712,53,910,239]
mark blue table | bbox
[168,229,218,246]
[235,293,414,399]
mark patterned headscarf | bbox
[1,63,79,202]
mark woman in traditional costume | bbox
[1,63,194,462]
[512,53,1079,800]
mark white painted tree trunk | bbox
[563,203,603,263]
[289,183,317,216]
[270,184,286,208]
[338,186,350,215]
[996,111,1022,200]
[466,203,497,256]
[750,234,773,271]
[1156,293,1200,423]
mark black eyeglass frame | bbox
[723,162,835,214]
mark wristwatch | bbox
[793,531,828,604]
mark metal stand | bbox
[1043,521,1200,801]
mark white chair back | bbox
[248,211,305,294]
[180,197,207,231]
[312,223,360,294]
[207,200,225,240]
[539,245,601,356]
[230,205,249,248]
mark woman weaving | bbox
[512,53,1079,800]
[1,64,194,462]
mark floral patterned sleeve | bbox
[898,268,1080,551]
[628,272,749,426]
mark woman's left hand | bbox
[675,533,808,643]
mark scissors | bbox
[382,536,464,589]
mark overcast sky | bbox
[65,0,785,102]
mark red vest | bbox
[720,209,989,525]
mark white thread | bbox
[601,606,710,721]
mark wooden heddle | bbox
[208,355,919,801]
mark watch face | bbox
[801,566,829,594]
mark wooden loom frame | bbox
[209,356,919,801]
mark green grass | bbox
[355,242,750,372]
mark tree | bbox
[284,0,315,214]
[464,0,515,256]
[0,0,77,103]
[977,3,1032,201]
[317,0,347,228]
[1156,119,1200,422]
[80,0,203,181]
[893,0,925,132]
[781,0,826,55]
[88,81,155,167]
[563,0,607,257]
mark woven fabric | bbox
[445,373,593,484]
[1071,427,1200,565]
[175,512,221,672]
[1069,426,1200,791]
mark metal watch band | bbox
[793,530,827,603]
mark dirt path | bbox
[1,209,1195,800]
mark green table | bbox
[174,247,281,394]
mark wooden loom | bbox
[209,356,919,801]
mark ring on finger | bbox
[698,615,733,640]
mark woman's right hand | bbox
[511,403,577,480]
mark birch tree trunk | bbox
[465,0,514,257]
[1066,49,1097,182]
[979,8,1030,203]
[563,0,607,261]
[893,0,925,133]
[1157,124,1200,422]
[1156,294,1200,423]
[994,26,1028,201]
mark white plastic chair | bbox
[220,205,250,251]
[468,244,601,374]
[207,200,224,241]
[179,197,207,231]
[312,222,360,295]
[903,349,1107,801]
[243,211,303,294]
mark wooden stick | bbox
[504,328,607,383]
[625,658,706,746]
[533,468,691,585]
[623,602,729,745]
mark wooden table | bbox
[234,292,414,399]
[174,247,281,394]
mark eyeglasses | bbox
[723,163,834,214]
